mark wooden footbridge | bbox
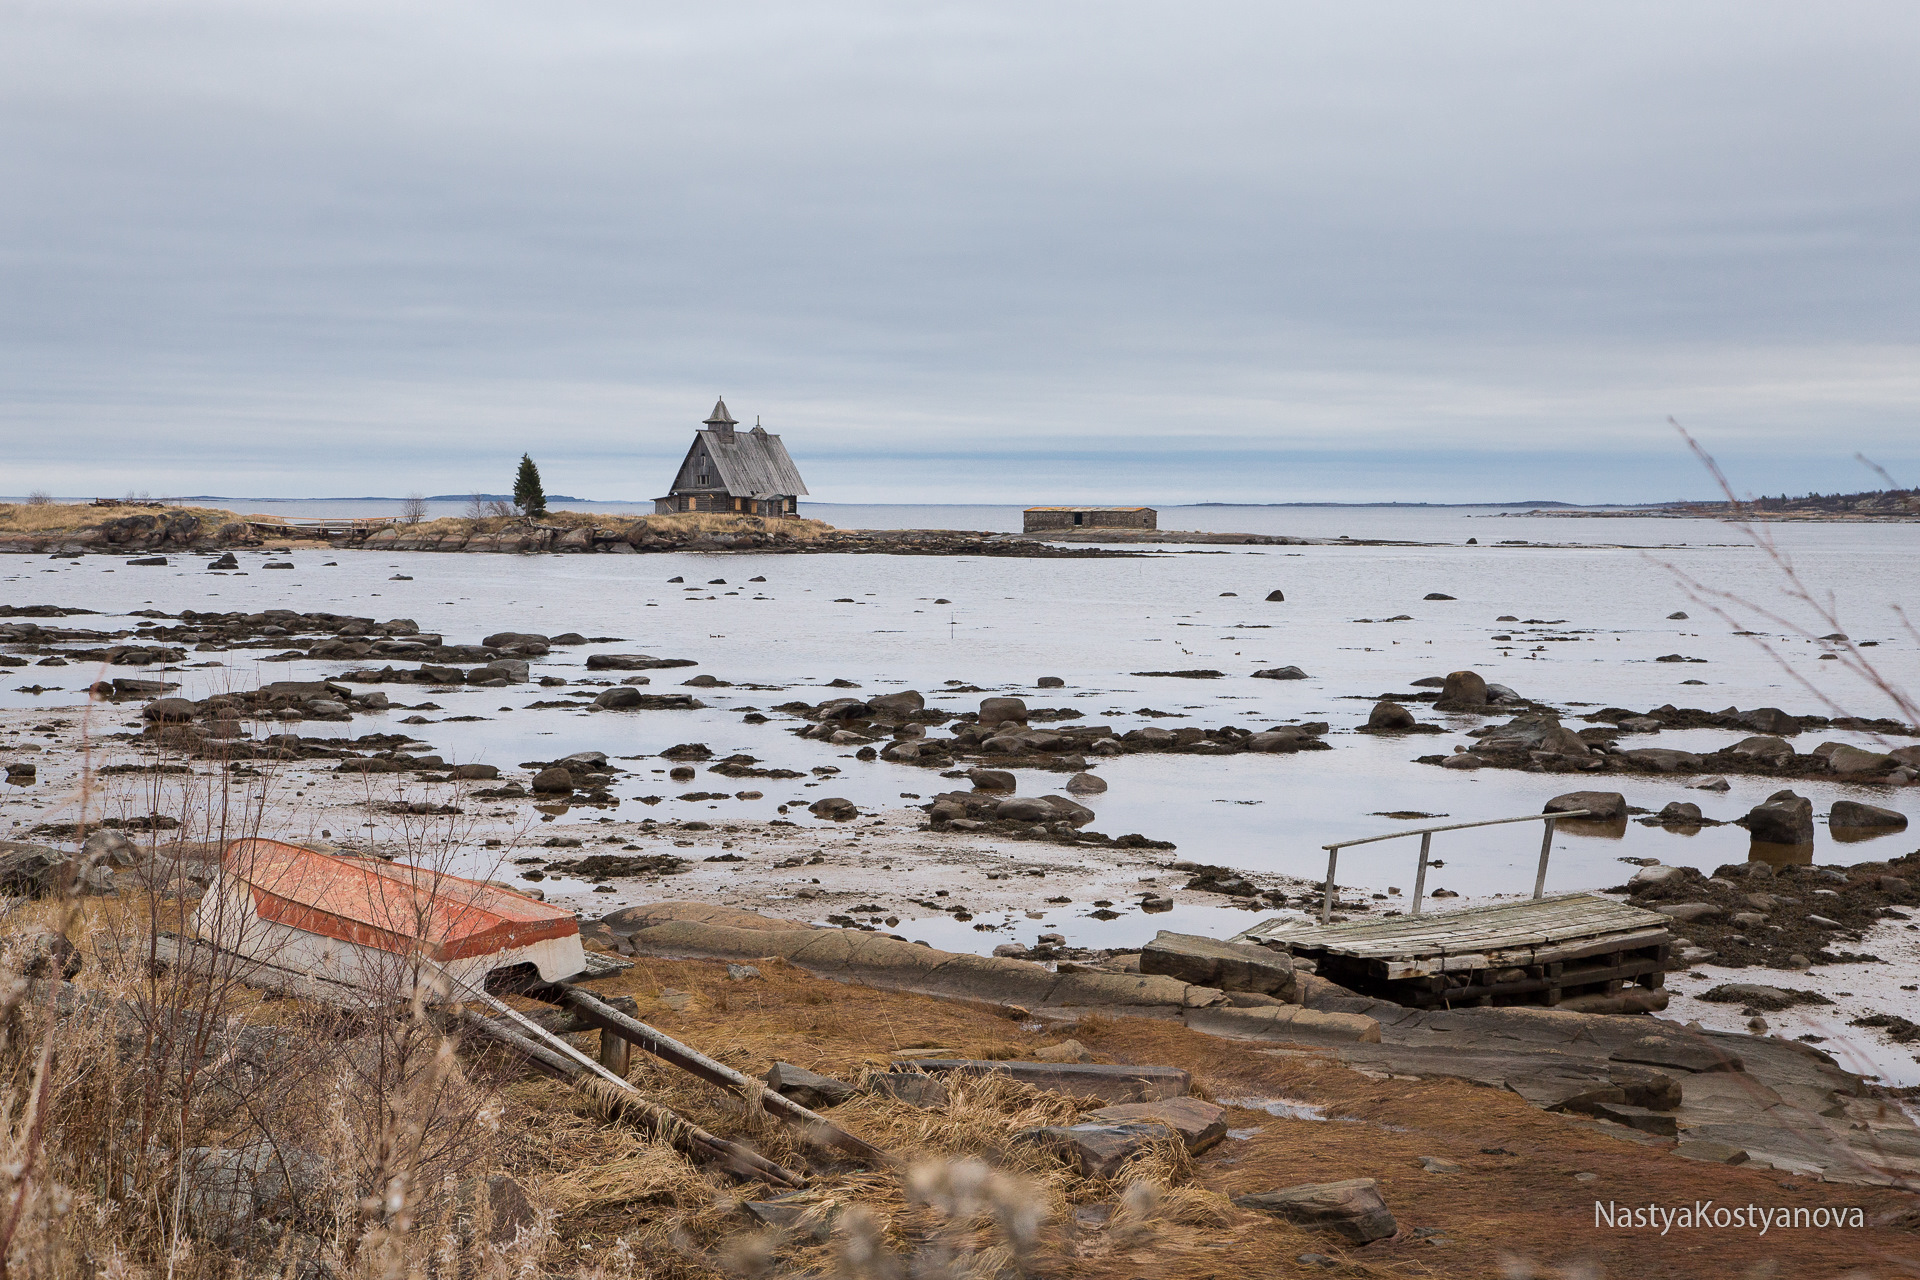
[1233,809,1674,1010]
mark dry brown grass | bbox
[395,510,837,540]
[13,749,1915,1278]
[0,502,252,534]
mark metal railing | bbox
[1316,809,1590,924]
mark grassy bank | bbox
[394,510,836,539]
[0,502,837,541]
[0,501,261,534]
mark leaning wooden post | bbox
[598,1028,631,1078]
[1533,817,1559,899]
[1411,832,1433,917]
[1321,846,1339,924]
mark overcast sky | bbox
[4,1,1917,503]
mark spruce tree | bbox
[513,454,547,516]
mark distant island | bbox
[1511,486,1920,522]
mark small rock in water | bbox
[1424,592,1455,601]
[1036,675,1065,687]
[1252,665,1309,680]
[1065,772,1107,794]
[1366,701,1417,730]
[1265,589,1285,601]
[1668,611,1689,619]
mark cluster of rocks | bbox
[1609,847,1917,970]
[1584,703,1917,740]
[1420,708,1920,780]
[0,512,261,555]
[524,751,627,803]
[138,681,391,732]
[356,521,1134,558]
[783,691,1330,768]
[0,829,138,898]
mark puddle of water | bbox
[1217,1094,1334,1122]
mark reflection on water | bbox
[1747,840,1817,868]
[1830,825,1909,845]
[1556,817,1628,840]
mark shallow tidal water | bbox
[10,504,1920,1081]
[6,507,1916,901]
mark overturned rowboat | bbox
[189,837,588,1001]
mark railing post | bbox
[1533,816,1558,899]
[1411,832,1432,917]
[1321,847,1338,924]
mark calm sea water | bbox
[5,506,1916,902]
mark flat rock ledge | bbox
[608,904,1380,1045]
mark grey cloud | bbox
[3,0,1916,500]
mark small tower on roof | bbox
[655,398,808,517]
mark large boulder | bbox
[142,697,199,723]
[1366,701,1417,730]
[968,768,1016,792]
[1436,669,1488,709]
[1825,744,1893,775]
[995,796,1057,823]
[808,797,859,821]
[764,1062,856,1109]
[1085,1098,1228,1155]
[978,697,1028,728]
[179,1143,328,1246]
[1232,1178,1397,1244]
[1830,801,1907,830]
[0,841,75,897]
[1247,730,1305,753]
[1018,1122,1178,1179]
[586,653,696,670]
[1743,790,1814,844]
[482,631,549,649]
[1040,795,1096,827]
[1142,931,1296,1000]
[1065,772,1107,794]
[1727,735,1794,764]
[529,767,575,794]
[1544,791,1626,821]
[0,928,82,979]
[1618,748,1705,773]
[1477,713,1589,757]
[1742,708,1799,735]
[866,690,925,716]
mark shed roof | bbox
[1023,506,1154,512]
[693,426,809,498]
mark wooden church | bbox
[653,398,809,517]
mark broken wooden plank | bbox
[897,1060,1191,1102]
[458,1011,805,1188]
[506,978,895,1168]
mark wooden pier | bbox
[1234,892,1673,1010]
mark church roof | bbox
[695,425,808,498]
[703,397,738,428]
